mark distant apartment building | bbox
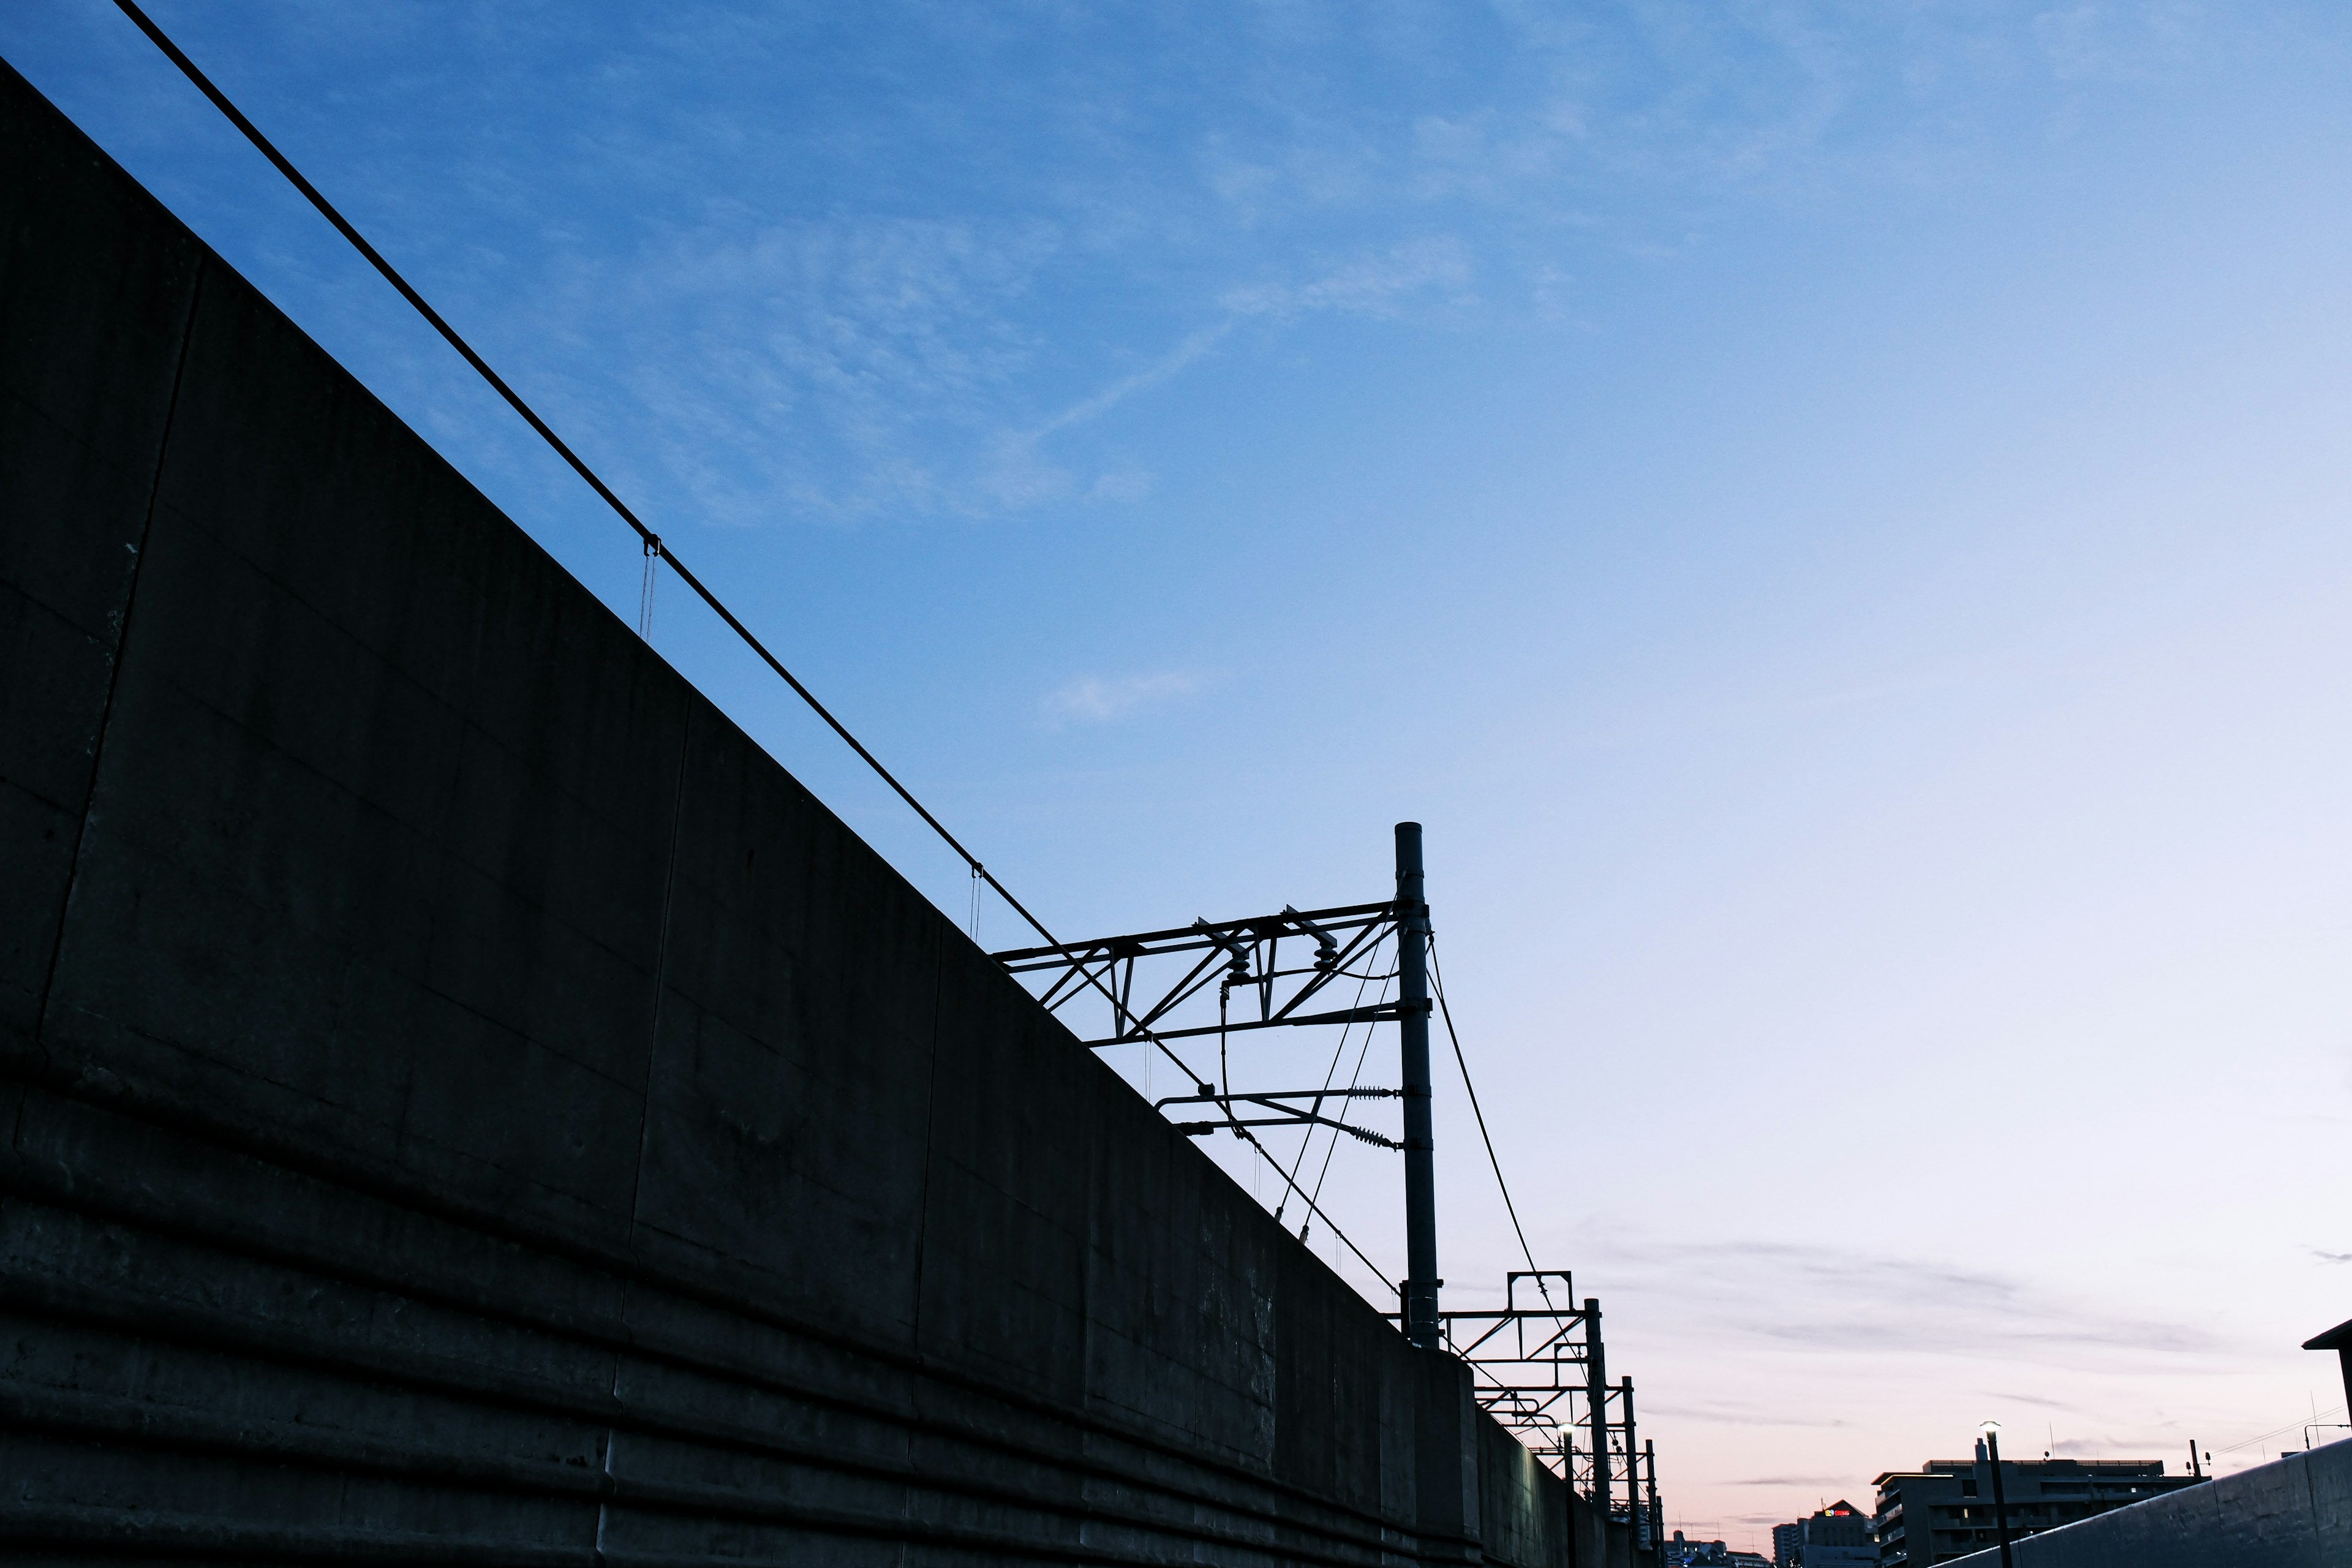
[1771,1499,1875,1567]
[1664,1533,1771,1567]
[1871,1453,2204,1564]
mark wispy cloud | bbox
[1583,1234,2228,1365]
[1041,671,1205,726]
[1986,1390,2091,1412]
[151,0,2304,533]
[1221,235,1477,320]
[1029,325,1234,442]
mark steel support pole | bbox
[1644,1439,1661,1549]
[1585,1297,1612,1508]
[1619,1378,1638,1521]
[1395,822,1441,1350]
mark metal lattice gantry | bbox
[989,827,1661,1533]
[990,898,1408,1053]
[990,823,1446,1349]
[1395,1272,1599,1471]
[1390,1273,1663,1542]
[1411,1271,1589,1439]
[990,896,1415,1144]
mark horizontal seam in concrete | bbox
[0,1503,1454,1568]
[0,1377,1375,1568]
[0,1122,1443,1558]
[0,1275,1411,1568]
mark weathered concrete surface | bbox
[0,59,1641,1566]
[1943,1442,2352,1568]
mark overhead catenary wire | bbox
[104,0,1237,1093]
[1304,970,1389,1239]
[1234,1126,1393,1293]
[1430,935,1568,1321]
[1420,949,1589,1476]
[1276,930,1389,1226]
[108,0,1049,939]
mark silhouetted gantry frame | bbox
[991,899,1411,1052]
[996,830,1666,1547]
[995,824,1446,1346]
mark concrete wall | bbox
[0,59,1634,1566]
[1942,1443,2352,1568]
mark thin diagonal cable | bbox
[1277,933,1385,1221]
[108,0,1063,949]
[1234,1128,1392,1292]
[1305,969,1388,1228]
[1430,935,1569,1322]
[2217,1406,2349,1455]
[107,0,1229,1091]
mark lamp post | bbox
[1981,1422,2016,1568]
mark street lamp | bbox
[1980,1422,2015,1568]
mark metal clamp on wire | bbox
[637,534,662,639]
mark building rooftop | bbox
[1873,1457,2171,1485]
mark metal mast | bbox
[1619,1377,1639,1520]
[1395,822,1441,1350]
[1585,1297,1612,1506]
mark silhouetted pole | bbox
[1645,1439,1661,1550]
[1395,822,1441,1350]
[1561,1436,1583,1568]
[1619,1378,1638,1520]
[1983,1428,2016,1568]
[1585,1298,1612,1509]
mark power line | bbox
[1305,971,1389,1234]
[1235,1127,1393,1292]
[1428,936,1552,1298]
[106,0,1077,951]
[1278,932,1389,1224]
[2215,1404,2348,1455]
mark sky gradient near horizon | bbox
[9,1,2352,1548]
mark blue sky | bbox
[10,0,2352,1545]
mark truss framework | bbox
[1389,1272,1591,1452]
[993,899,1414,1144]
[993,899,1410,1050]
[1383,1268,1655,1537]
[994,878,1663,1534]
